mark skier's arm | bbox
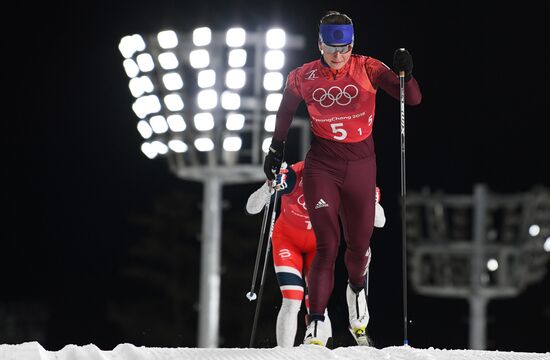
[377,71,422,105]
[367,49,422,105]
[272,71,303,142]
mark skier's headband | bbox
[319,24,354,45]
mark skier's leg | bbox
[272,220,306,347]
[340,155,376,345]
[302,155,343,317]
[276,298,302,347]
[302,155,344,346]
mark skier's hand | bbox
[393,48,413,81]
[274,166,289,191]
[263,139,285,180]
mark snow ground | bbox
[0,342,548,360]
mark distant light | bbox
[136,53,155,72]
[223,136,242,151]
[133,95,161,119]
[198,69,216,88]
[152,140,169,155]
[168,139,188,153]
[149,115,169,134]
[167,114,186,132]
[264,50,285,70]
[164,93,184,111]
[193,27,212,46]
[262,137,272,153]
[226,113,245,130]
[162,72,183,91]
[226,28,246,47]
[123,59,139,78]
[194,138,215,152]
[189,49,210,69]
[263,72,284,91]
[264,115,276,131]
[544,237,550,252]
[529,224,541,237]
[266,28,286,49]
[228,49,247,68]
[221,91,241,110]
[140,142,157,159]
[194,113,215,131]
[158,52,179,70]
[137,120,153,139]
[197,89,218,110]
[265,93,283,111]
[225,69,246,89]
[486,258,499,272]
[157,30,178,49]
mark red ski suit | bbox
[273,55,422,316]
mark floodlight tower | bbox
[118,26,307,347]
[406,184,550,349]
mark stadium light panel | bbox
[136,53,155,72]
[158,52,179,70]
[226,28,246,47]
[190,49,210,69]
[168,139,188,153]
[266,28,286,49]
[194,112,215,131]
[123,59,139,78]
[221,91,240,110]
[157,30,178,49]
[167,114,186,132]
[137,120,153,139]
[225,113,245,130]
[228,49,247,68]
[162,72,184,91]
[163,93,184,111]
[198,69,216,88]
[194,137,215,151]
[193,27,212,46]
[264,50,285,70]
[225,69,246,89]
[149,115,169,134]
[263,72,283,91]
[197,89,218,110]
[223,136,242,151]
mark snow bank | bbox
[1,342,548,360]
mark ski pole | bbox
[399,68,409,346]
[249,188,280,347]
[246,183,273,301]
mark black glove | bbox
[263,139,285,180]
[393,48,413,81]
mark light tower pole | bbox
[406,184,550,349]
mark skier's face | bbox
[320,42,353,70]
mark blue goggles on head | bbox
[319,24,354,45]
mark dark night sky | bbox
[6,0,549,353]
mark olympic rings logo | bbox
[312,85,358,107]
